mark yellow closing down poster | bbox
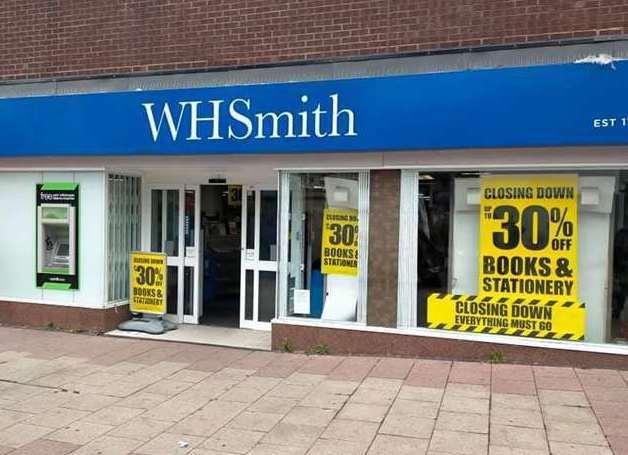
[321,207,358,276]
[479,174,578,300]
[129,251,167,315]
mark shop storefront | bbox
[1,44,627,365]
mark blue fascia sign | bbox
[0,61,627,157]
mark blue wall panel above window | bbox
[0,62,627,156]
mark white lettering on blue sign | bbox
[141,93,357,142]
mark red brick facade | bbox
[0,300,131,333]
[272,322,628,369]
[1,1,627,81]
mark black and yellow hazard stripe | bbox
[429,293,585,309]
[425,322,584,341]
[427,293,585,341]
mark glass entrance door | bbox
[241,188,278,330]
[145,184,201,324]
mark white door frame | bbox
[142,183,201,324]
[240,186,277,331]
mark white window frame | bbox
[397,169,419,328]
[142,184,201,324]
[240,186,278,331]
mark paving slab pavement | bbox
[0,326,625,454]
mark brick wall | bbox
[1,1,626,81]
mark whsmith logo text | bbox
[142,94,357,142]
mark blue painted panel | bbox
[0,62,627,156]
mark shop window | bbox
[399,170,628,346]
[279,171,369,323]
[107,174,141,302]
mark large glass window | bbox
[282,172,367,322]
[416,174,451,327]
[107,174,141,302]
[259,190,278,261]
[404,170,628,346]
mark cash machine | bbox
[36,183,79,290]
